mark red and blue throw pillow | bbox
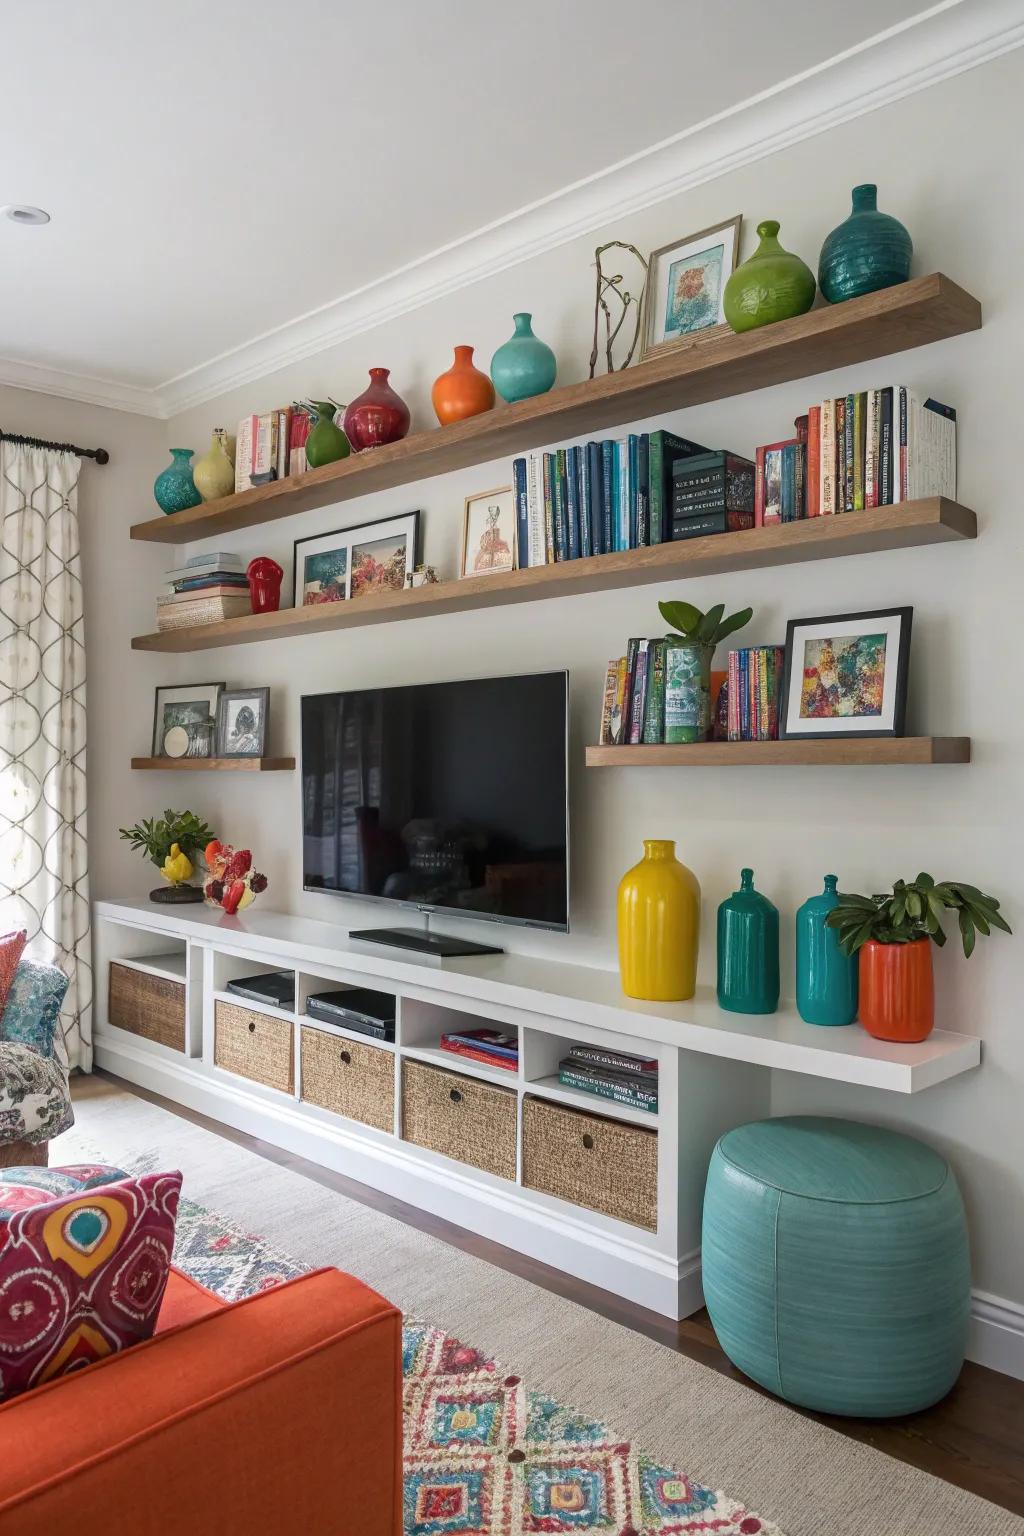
[0,1166,181,1400]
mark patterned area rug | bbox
[173,1193,782,1535]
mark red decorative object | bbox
[247,556,284,614]
[431,345,495,426]
[858,937,934,1042]
[203,840,269,914]
[343,368,411,451]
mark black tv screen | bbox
[301,672,568,930]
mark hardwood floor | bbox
[98,1069,1024,1518]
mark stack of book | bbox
[511,429,707,566]
[672,450,755,539]
[439,1028,518,1073]
[754,416,808,524]
[558,1044,658,1114]
[156,550,252,631]
[599,638,668,746]
[727,645,785,741]
[235,405,316,492]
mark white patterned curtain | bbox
[0,441,92,1069]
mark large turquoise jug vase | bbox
[153,448,202,515]
[795,874,858,1026]
[818,184,912,305]
[717,868,779,1014]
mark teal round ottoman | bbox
[702,1116,970,1417]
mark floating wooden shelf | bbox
[131,498,975,653]
[585,738,971,767]
[131,274,980,546]
[130,757,296,772]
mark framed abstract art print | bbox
[780,608,913,739]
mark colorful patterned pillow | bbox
[0,1041,73,1148]
[0,957,69,1057]
[0,1164,127,1237]
[0,1168,182,1400]
[0,932,27,1018]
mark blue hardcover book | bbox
[739,649,750,741]
[512,457,529,566]
[616,439,630,550]
[628,434,639,548]
[780,445,796,523]
[610,443,622,552]
[553,448,569,562]
[636,433,650,546]
[578,445,593,559]
[565,446,581,560]
[601,441,615,552]
[587,441,603,555]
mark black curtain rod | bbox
[0,429,109,465]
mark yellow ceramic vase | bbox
[193,428,236,502]
[617,839,701,1001]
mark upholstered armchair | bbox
[0,959,73,1168]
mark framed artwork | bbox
[461,486,516,577]
[293,511,421,608]
[215,687,270,757]
[152,682,224,758]
[780,608,913,739]
[640,215,742,359]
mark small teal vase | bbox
[490,313,556,403]
[154,448,202,515]
[795,874,858,1026]
[818,184,912,305]
[717,868,779,1015]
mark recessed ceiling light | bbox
[1,204,50,226]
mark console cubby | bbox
[400,995,520,1085]
[520,1026,661,1126]
[296,969,398,1050]
[210,951,296,1021]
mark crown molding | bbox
[3,0,1023,422]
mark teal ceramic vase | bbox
[723,220,816,333]
[795,874,858,1026]
[717,868,779,1014]
[818,184,912,305]
[305,401,350,469]
[153,449,202,515]
[490,313,556,403]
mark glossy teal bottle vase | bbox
[490,313,556,404]
[717,868,779,1014]
[795,874,858,1026]
[702,1117,971,1416]
[154,449,202,515]
[818,184,912,305]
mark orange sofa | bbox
[0,1266,403,1534]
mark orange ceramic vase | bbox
[858,938,934,1042]
[431,345,496,426]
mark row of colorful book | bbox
[558,1044,658,1114]
[755,387,956,523]
[234,405,318,493]
[727,646,785,742]
[439,1027,518,1073]
[156,549,251,632]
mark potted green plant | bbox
[826,875,1010,1041]
[658,600,752,742]
[119,808,216,904]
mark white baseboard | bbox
[968,1289,1024,1380]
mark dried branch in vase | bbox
[589,241,649,377]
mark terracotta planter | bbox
[858,938,934,1042]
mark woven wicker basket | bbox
[300,1026,394,1133]
[214,1000,294,1094]
[522,1094,657,1231]
[401,1059,516,1182]
[109,962,186,1051]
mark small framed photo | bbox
[152,682,224,758]
[293,511,420,608]
[461,486,516,577]
[640,215,742,359]
[780,608,913,739]
[215,687,270,757]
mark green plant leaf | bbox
[916,872,934,889]
[958,907,976,958]
[905,891,922,920]
[697,603,725,643]
[658,599,701,636]
[713,607,754,644]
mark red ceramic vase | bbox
[343,368,411,451]
[431,345,495,426]
[858,938,935,1042]
[247,556,284,614]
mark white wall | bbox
[136,53,1022,1302]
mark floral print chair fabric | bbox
[0,960,73,1168]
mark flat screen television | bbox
[301,672,568,932]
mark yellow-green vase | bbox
[193,428,236,502]
[618,839,701,1002]
[723,220,816,333]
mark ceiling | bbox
[0,0,1014,413]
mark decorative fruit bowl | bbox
[202,841,268,915]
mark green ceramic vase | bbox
[723,220,816,334]
[717,867,779,1014]
[305,401,350,469]
[818,184,913,304]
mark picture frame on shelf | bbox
[640,215,742,359]
[215,687,270,757]
[780,608,913,739]
[293,510,421,608]
[152,682,224,759]
[460,486,516,577]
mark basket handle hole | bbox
[340,1049,351,1065]
[450,1088,463,1104]
[582,1133,595,1150]
[247,1021,256,1034]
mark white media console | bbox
[92,898,981,1318]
